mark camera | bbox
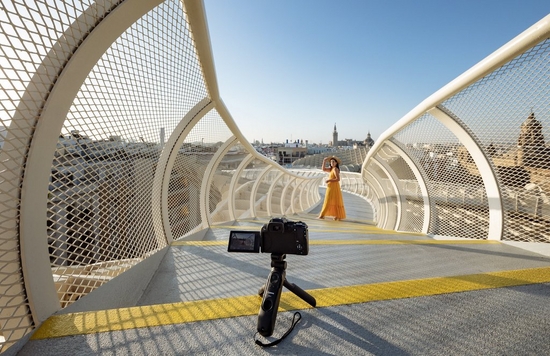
[228,218,308,255]
[227,218,315,339]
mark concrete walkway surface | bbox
[16,191,550,355]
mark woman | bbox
[318,156,346,220]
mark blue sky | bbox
[203,1,550,145]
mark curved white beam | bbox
[200,137,239,227]
[372,157,403,231]
[385,140,432,234]
[19,0,163,323]
[365,169,388,228]
[153,98,214,244]
[428,107,503,240]
[249,165,275,217]
[266,171,285,216]
[281,177,297,215]
[227,154,255,221]
[298,177,315,212]
[184,0,322,189]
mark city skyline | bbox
[204,0,550,144]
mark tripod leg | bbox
[283,280,316,307]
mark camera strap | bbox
[254,312,302,347]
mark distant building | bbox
[331,123,374,148]
[454,112,550,190]
[517,112,549,168]
[277,140,307,165]
[307,146,333,155]
[364,132,375,148]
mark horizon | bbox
[204,1,550,144]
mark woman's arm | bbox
[322,157,331,172]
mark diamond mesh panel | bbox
[0,0,124,348]
[379,144,425,232]
[443,39,550,242]
[168,152,203,237]
[339,172,377,222]
[0,0,332,350]
[47,0,207,306]
[168,109,233,235]
[392,115,490,238]
[219,150,258,222]
[1,0,208,348]
[366,40,550,240]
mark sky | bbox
[203,0,550,145]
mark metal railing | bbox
[363,14,550,242]
[0,0,548,352]
[0,0,324,351]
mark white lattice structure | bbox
[363,14,550,241]
[0,1,323,351]
[0,0,549,352]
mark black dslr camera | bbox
[228,218,308,255]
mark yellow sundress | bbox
[319,168,346,219]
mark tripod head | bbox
[270,253,286,267]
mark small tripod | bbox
[257,254,316,337]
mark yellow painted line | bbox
[216,219,423,237]
[173,240,226,246]
[308,228,425,236]
[32,295,261,340]
[32,266,550,340]
[212,228,426,236]
[211,224,416,235]
[309,239,498,245]
[172,239,499,247]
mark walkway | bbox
[17,191,550,355]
